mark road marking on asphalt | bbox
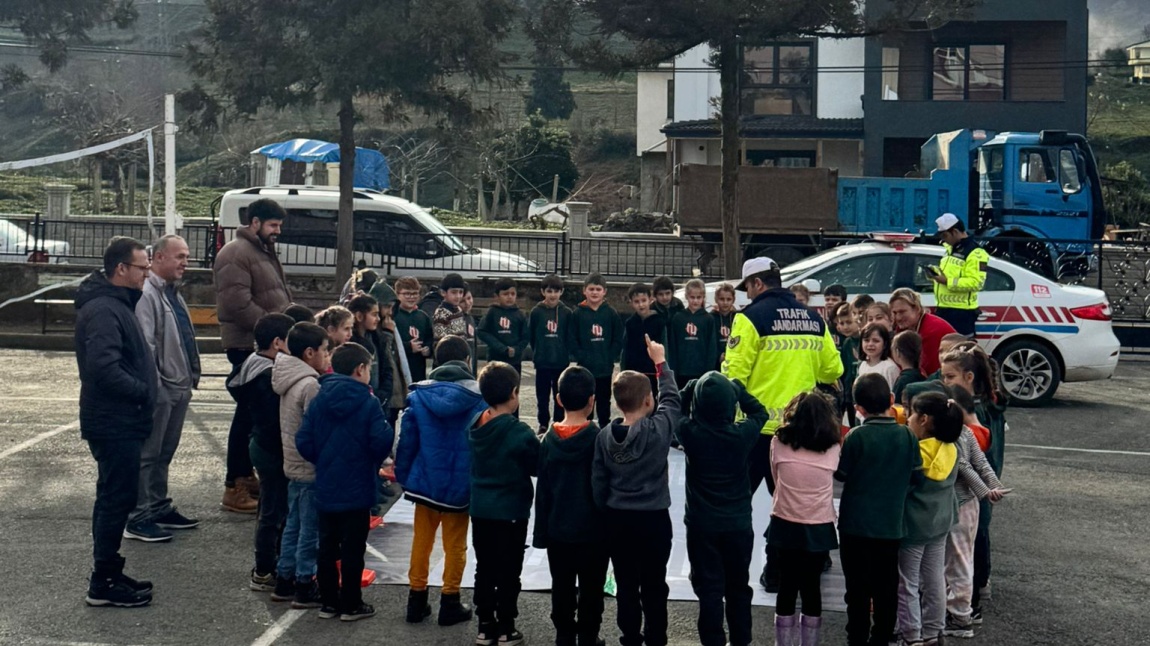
[1007,443,1150,457]
[0,420,78,460]
[250,608,307,646]
[365,542,389,563]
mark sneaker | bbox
[979,581,992,601]
[318,606,339,619]
[123,522,173,543]
[290,578,323,609]
[249,569,275,592]
[86,576,152,608]
[499,629,525,645]
[897,637,925,646]
[922,636,942,646]
[944,613,974,639]
[970,608,983,625]
[270,575,295,602]
[340,603,376,622]
[118,572,153,593]
[154,508,200,530]
[477,623,499,646]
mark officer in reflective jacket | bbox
[931,213,989,338]
[721,256,843,592]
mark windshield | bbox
[407,206,469,253]
[779,246,853,282]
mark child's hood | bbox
[602,418,656,463]
[425,360,475,384]
[689,371,737,429]
[545,421,599,462]
[470,411,532,448]
[410,374,484,419]
[227,353,274,390]
[312,373,375,418]
[918,437,958,481]
[272,353,319,396]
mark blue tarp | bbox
[254,138,390,190]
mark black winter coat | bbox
[74,270,157,441]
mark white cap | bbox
[936,213,960,232]
[736,257,779,291]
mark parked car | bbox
[679,237,1120,406]
[0,219,70,264]
[217,186,540,278]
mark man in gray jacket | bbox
[126,235,202,542]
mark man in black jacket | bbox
[75,236,158,608]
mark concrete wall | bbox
[672,44,718,122]
[636,69,674,155]
[820,140,863,177]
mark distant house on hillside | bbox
[1128,40,1150,83]
[635,0,1089,213]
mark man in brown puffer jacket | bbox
[214,198,292,512]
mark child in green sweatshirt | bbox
[528,274,573,435]
[570,273,623,427]
[667,278,719,390]
[469,362,540,646]
[477,277,528,374]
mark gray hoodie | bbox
[272,353,321,482]
[591,367,682,511]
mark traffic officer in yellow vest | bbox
[932,212,989,338]
[722,257,843,592]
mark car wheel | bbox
[993,339,1061,407]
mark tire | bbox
[993,339,1061,407]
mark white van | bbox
[217,186,541,277]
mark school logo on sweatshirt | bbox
[685,322,697,337]
[409,326,420,340]
[499,316,510,330]
[591,323,603,338]
[546,318,559,334]
[720,325,731,338]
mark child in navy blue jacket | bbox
[296,342,394,622]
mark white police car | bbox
[683,236,1120,406]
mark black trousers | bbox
[608,509,672,646]
[535,366,566,430]
[88,438,143,574]
[686,527,754,646]
[775,548,829,617]
[594,376,612,427]
[935,307,980,338]
[251,446,288,575]
[472,517,530,632]
[547,541,609,644]
[972,498,992,609]
[317,508,370,613]
[225,349,255,484]
[839,533,900,646]
[747,434,779,581]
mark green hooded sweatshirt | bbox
[469,411,540,521]
[528,302,573,370]
[570,302,623,378]
[903,437,959,544]
[667,308,719,378]
[532,421,605,548]
[674,372,769,532]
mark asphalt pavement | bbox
[0,350,1147,645]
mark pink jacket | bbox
[770,437,841,524]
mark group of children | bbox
[227,268,1010,646]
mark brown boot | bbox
[235,475,261,500]
[221,485,258,513]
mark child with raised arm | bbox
[469,362,541,646]
[592,335,681,646]
[295,342,394,622]
[677,370,768,646]
[534,366,608,646]
[528,274,573,435]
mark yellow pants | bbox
[408,503,470,594]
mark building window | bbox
[741,43,813,116]
[932,45,1005,101]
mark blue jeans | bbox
[277,480,319,580]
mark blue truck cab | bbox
[837,129,1107,244]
